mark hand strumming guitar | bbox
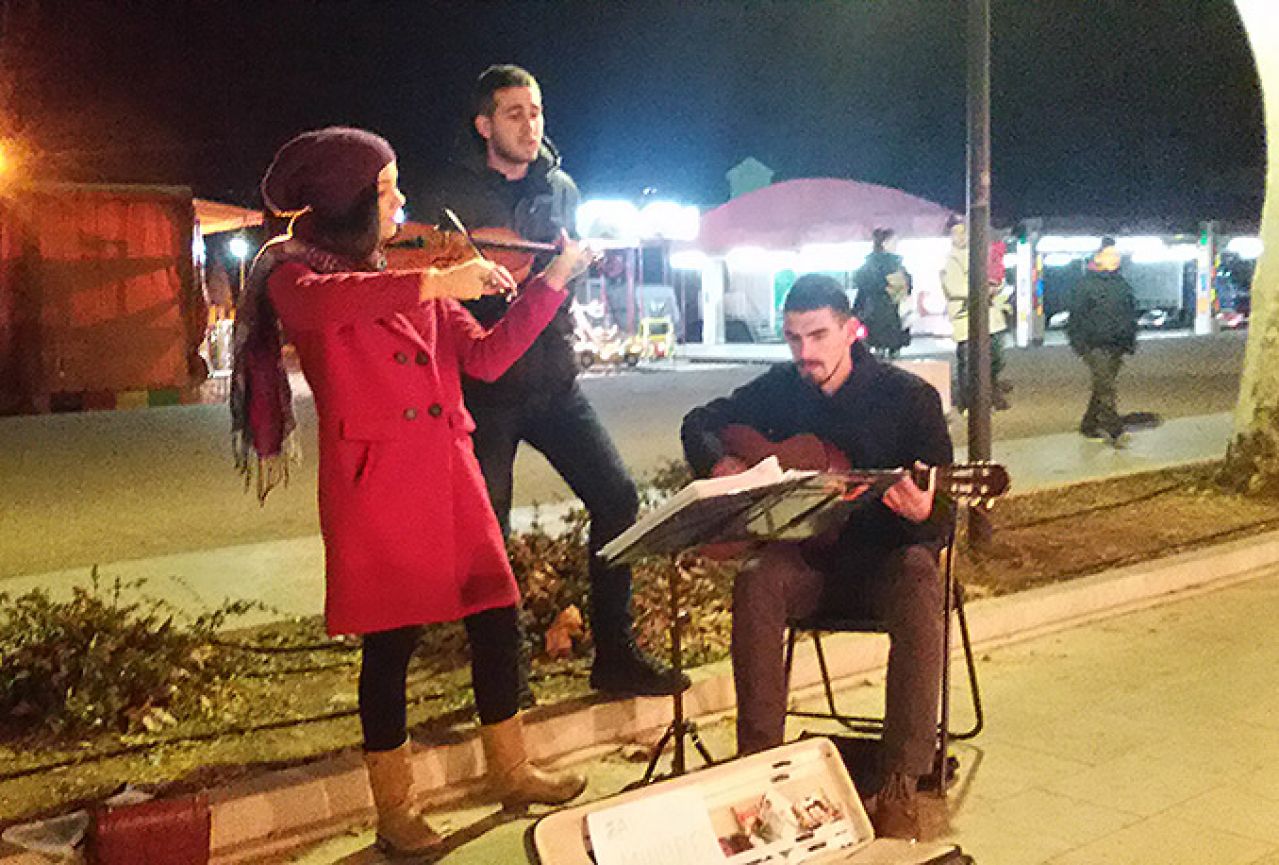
[881,462,936,524]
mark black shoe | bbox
[993,393,1011,411]
[590,644,691,696]
[1080,426,1107,441]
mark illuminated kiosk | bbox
[1006,220,1261,347]
[574,198,700,343]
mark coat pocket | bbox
[339,418,403,488]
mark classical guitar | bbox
[699,425,1010,558]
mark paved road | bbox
[0,331,1246,579]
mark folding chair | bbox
[781,522,984,793]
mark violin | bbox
[385,209,562,284]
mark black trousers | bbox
[359,605,520,752]
[1080,347,1125,436]
[467,381,641,654]
[954,333,1005,410]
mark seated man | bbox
[680,274,953,839]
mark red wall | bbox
[0,185,202,411]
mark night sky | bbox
[3,0,1266,224]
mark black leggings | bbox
[359,605,521,752]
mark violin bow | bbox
[440,207,559,256]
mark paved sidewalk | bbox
[1,410,1236,626]
[272,565,1279,865]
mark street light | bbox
[228,235,251,303]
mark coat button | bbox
[403,407,418,420]
[415,351,431,365]
[393,352,408,364]
[427,403,443,418]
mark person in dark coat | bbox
[416,65,687,697]
[852,227,911,357]
[680,274,953,840]
[1067,239,1138,447]
[233,127,587,856]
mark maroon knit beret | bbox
[261,127,396,218]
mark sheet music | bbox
[586,788,724,865]
[602,457,832,563]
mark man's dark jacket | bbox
[681,341,954,555]
[417,135,580,406]
[1066,267,1138,355]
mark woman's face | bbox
[377,161,407,243]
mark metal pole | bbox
[966,0,993,547]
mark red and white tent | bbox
[698,178,954,253]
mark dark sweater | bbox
[680,341,954,552]
[1067,268,1138,355]
[417,137,581,406]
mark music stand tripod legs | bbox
[640,550,714,783]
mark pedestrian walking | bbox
[853,227,912,358]
[1067,239,1138,448]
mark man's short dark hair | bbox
[782,274,850,318]
[473,64,539,118]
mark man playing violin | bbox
[417,65,687,698]
[680,274,953,840]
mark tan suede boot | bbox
[364,740,442,856]
[480,715,587,809]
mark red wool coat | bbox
[268,262,567,635]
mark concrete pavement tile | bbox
[939,811,1079,865]
[1159,784,1279,844]
[947,788,1139,845]
[1045,812,1273,865]
[1229,690,1279,731]
[975,709,1171,768]
[1137,721,1279,781]
[1040,745,1229,816]
[1243,848,1279,865]
[936,742,1092,803]
[1240,761,1279,803]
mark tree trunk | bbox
[1223,3,1279,493]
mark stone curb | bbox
[4,528,1278,864]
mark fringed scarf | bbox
[229,233,374,503]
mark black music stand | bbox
[599,463,870,784]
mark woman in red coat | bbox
[231,127,589,856]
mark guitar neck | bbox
[823,467,915,486]
[822,463,1009,504]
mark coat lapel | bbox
[382,312,433,354]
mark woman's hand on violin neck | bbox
[540,234,595,291]
[419,259,518,302]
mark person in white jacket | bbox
[940,215,1010,412]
